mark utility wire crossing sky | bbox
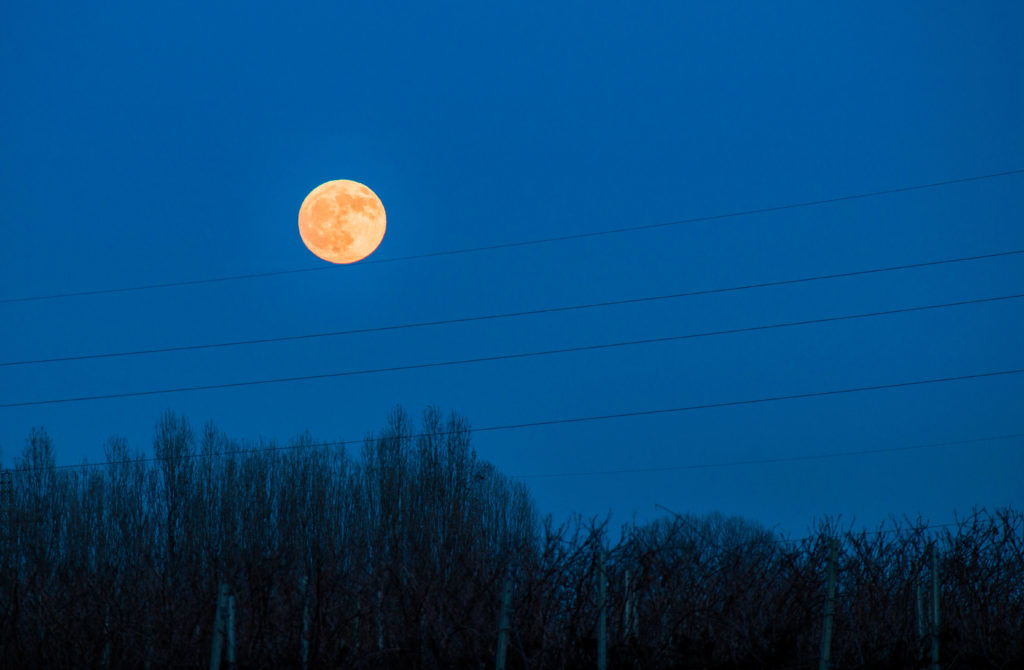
[3,248,1021,368]
[3,295,1022,408]
[1,169,1020,305]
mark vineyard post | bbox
[226,591,236,670]
[818,539,838,670]
[353,609,361,654]
[916,579,925,646]
[300,575,311,670]
[931,543,940,670]
[915,574,928,665]
[209,583,229,670]
[1,469,10,562]
[102,610,112,668]
[597,549,607,670]
[376,589,384,651]
[623,569,638,640]
[495,573,512,670]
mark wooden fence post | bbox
[818,539,838,670]
[376,589,384,651]
[1,470,10,533]
[597,549,607,670]
[209,583,229,670]
[915,579,925,640]
[300,575,311,670]
[915,576,926,663]
[623,569,638,640]
[102,610,112,668]
[931,543,940,670]
[226,591,236,670]
[1,469,10,569]
[353,610,361,654]
[495,574,512,670]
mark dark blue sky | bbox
[2,2,1022,537]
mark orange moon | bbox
[298,180,386,264]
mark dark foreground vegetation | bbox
[1,408,1021,669]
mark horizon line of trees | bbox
[0,407,1021,669]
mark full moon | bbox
[298,180,386,264]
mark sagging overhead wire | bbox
[2,169,1021,305]
[1,293,1022,408]
[2,249,1021,368]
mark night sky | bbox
[2,2,1021,538]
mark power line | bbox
[2,366,1021,454]
[2,293,1021,408]
[515,433,1024,478]
[468,368,1024,434]
[3,248,1021,368]
[3,169,1020,305]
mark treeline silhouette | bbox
[0,407,1021,669]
